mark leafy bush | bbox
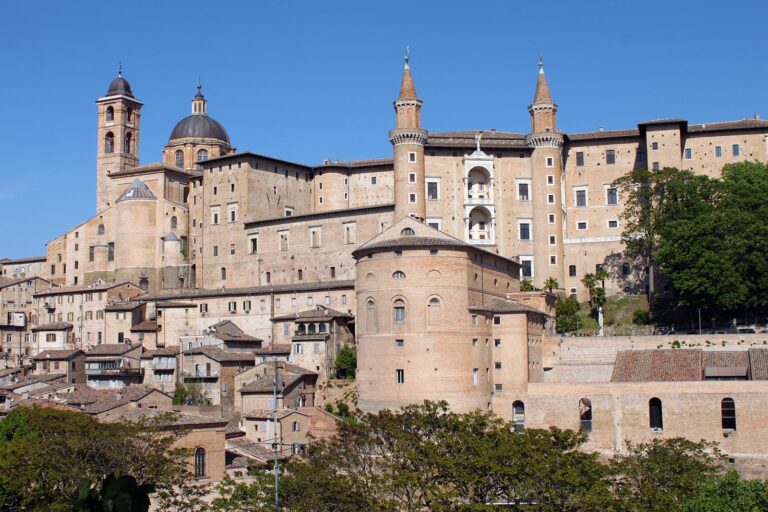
[633,308,651,325]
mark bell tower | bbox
[96,69,142,212]
[390,49,428,221]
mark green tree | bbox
[520,279,535,292]
[556,295,581,334]
[676,470,768,512]
[610,437,725,512]
[543,277,559,293]
[73,473,154,512]
[334,346,357,379]
[172,381,206,406]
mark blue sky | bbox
[1,0,766,258]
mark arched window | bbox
[170,216,178,229]
[401,227,415,236]
[194,447,206,478]
[106,106,114,122]
[427,297,442,326]
[393,299,406,325]
[579,398,593,432]
[513,401,525,432]
[721,398,736,430]
[126,107,133,123]
[105,132,114,153]
[297,324,306,335]
[318,323,327,333]
[220,267,227,280]
[197,149,209,162]
[392,271,406,280]
[649,398,663,430]
[125,132,132,154]
[366,299,377,334]
[97,224,105,235]
[308,324,316,335]
[175,150,184,168]
[138,278,149,292]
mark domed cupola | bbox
[106,71,134,98]
[168,84,230,143]
[163,83,234,170]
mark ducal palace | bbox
[3,53,768,475]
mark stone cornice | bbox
[393,98,423,110]
[525,132,564,148]
[389,129,428,147]
[528,102,558,114]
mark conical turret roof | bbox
[398,49,418,100]
[533,61,553,104]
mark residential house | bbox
[84,343,143,388]
[32,349,86,384]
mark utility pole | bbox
[273,355,279,512]
[698,308,702,335]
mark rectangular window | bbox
[576,152,584,166]
[275,298,280,308]
[284,207,294,217]
[427,219,441,230]
[577,221,588,230]
[324,295,330,305]
[230,244,235,255]
[606,187,618,205]
[652,142,659,150]
[569,265,577,277]
[89,246,95,262]
[520,258,533,278]
[309,226,322,248]
[547,194,555,204]
[294,343,303,354]
[307,296,313,306]
[343,223,356,244]
[549,255,557,265]
[472,368,479,386]
[575,188,587,207]
[220,267,227,280]
[228,301,237,313]
[548,235,556,245]
[396,339,404,348]
[265,272,271,284]
[371,176,377,185]
[608,219,619,228]
[408,193,416,203]
[548,214,555,224]
[227,203,238,223]
[341,294,347,304]
[494,316,501,325]
[260,299,266,310]
[732,144,740,157]
[330,266,336,278]
[518,182,530,201]
[652,161,660,171]
[684,148,692,160]
[427,180,439,200]
[494,339,501,348]
[297,269,303,280]
[547,175,555,185]
[471,315,478,326]
[279,231,289,251]
[408,173,416,183]
[606,150,616,165]
[546,157,554,167]
[494,384,503,392]
[213,246,218,256]
[396,369,404,384]
[210,206,221,225]
[283,323,289,335]
[715,146,722,157]
[249,235,258,254]
[409,152,416,162]
[518,222,531,241]
[494,361,502,370]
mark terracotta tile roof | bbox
[748,349,768,380]
[317,157,393,168]
[227,437,288,462]
[185,346,255,363]
[208,320,261,343]
[0,255,46,264]
[139,280,355,301]
[130,320,158,332]
[86,343,141,357]
[243,408,305,419]
[567,129,640,141]
[244,205,393,230]
[107,162,202,178]
[155,301,196,308]
[31,322,73,332]
[0,276,50,290]
[611,349,702,382]
[32,349,83,360]
[533,67,553,104]
[99,407,228,428]
[240,374,304,393]
[104,302,143,312]
[272,305,353,322]
[688,119,768,133]
[34,280,141,297]
[426,130,529,149]
[0,373,66,391]
[61,384,169,414]
[702,351,749,368]
[252,344,291,355]
[469,297,548,316]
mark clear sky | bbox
[1,0,766,258]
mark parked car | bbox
[737,327,756,334]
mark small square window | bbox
[408,193,416,203]
[548,235,556,245]
[547,175,554,185]
[608,219,619,228]
[472,338,478,347]
[652,142,659,150]
[494,361,502,370]
[652,161,660,171]
[396,339,404,348]
[577,221,588,230]
[547,194,555,204]
[494,384,503,392]
[493,316,501,325]
[494,339,501,348]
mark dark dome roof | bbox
[169,115,230,143]
[106,76,134,97]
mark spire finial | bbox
[538,54,544,73]
[404,46,410,69]
[118,61,122,77]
